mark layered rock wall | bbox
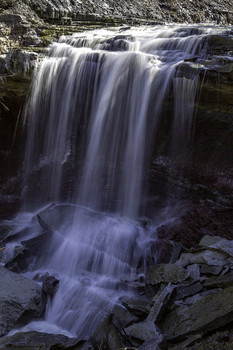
[2,0,233,26]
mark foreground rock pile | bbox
[0,233,233,349]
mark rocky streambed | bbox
[0,229,233,349]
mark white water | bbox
[12,24,224,338]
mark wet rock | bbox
[0,223,12,241]
[179,330,233,350]
[169,241,183,264]
[0,266,45,336]
[154,238,173,264]
[138,338,167,350]
[120,296,151,318]
[199,235,224,247]
[161,286,233,340]
[175,281,203,301]
[4,245,30,272]
[200,236,233,258]
[170,334,202,350]
[146,264,189,285]
[90,314,126,350]
[112,304,139,328]
[37,204,76,232]
[199,56,233,73]
[182,289,222,306]
[203,271,233,289]
[0,225,13,262]
[125,320,164,343]
[176,250,227,268]
[21,216,53,256]
[0,331,84,350]
[5,49,38,75]
[199,264,223,276]
[148,284,176,322]
[37,213,53,233]
[42,274,59,296]
[21,232,52,255]
[187,264,200,281]
[208,35,233,56]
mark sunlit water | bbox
[5,24,229,338]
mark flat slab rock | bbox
[0,266,44,336]
[161,286,233,340]
[0,331,84,350]
[146,263,189,285]
[125,320,163,343]
[200,235,233,258]
[175,250,227,268]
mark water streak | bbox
[18,24,223,338]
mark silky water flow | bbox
[6,24,221,338]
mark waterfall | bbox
[17,24,217,338]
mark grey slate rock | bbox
[187,264,200,281]
[148,283,176,322]
[176,250,227,268]
[0,331,84,350]
[161,286,233,340]
[112,304,139,328]
[146,264,189,285]
[125,320,164,343]
[175,281,203,301]
[0,266,44,336]
[203,271,233,289]
[199,264,223,276]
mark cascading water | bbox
[10,24,222,338]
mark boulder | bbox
[0,266,45,336]
[0,331,84,350]
[22,231,53,256]
[146,264,189,285]
[125,320,164,343]
[161,286,233,340]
